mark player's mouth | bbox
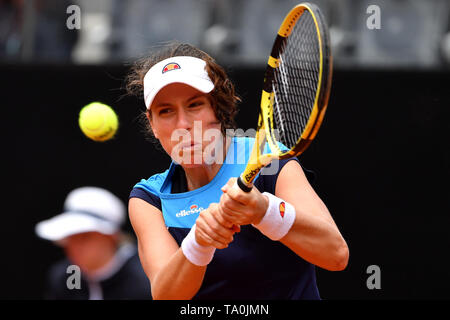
[180,142,202,152]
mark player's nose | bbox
[175,108,193,131]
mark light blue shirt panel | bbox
[134,136,287,228]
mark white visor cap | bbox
[143,56,214,109]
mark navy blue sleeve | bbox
[254,157,316,194]
[129,188,162,211]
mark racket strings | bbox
[271,10,320,150]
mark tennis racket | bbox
[237,2,333,192]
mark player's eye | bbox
[188,100,205,109]
[158,108,172,115]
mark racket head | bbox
[239,2,332,190]
[262,2,332,159]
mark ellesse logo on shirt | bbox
[175,204,204,218]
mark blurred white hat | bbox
[35,187,126,242]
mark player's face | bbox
[149,83,223,167]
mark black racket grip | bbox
[237,176,253,193]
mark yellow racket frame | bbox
[239,2,332,189]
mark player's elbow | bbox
[329,241,349,271]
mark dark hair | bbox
[125,42,240,137]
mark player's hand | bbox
[195,203,240,249]
[219,177,269,226]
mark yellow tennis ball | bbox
[79,102,118,142]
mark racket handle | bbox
[237,176,253,193]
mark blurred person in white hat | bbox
[35,186,151,300]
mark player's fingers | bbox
[220,192,248,214]
[211,201,234,228]
[207,205,237,240]
[216,200,242,225]
[195,223,229,249]
[198,209,234,245]
[220,178,236,193]
[223,181,251,205]
[196,219,229,249]
[219,194,252,226]
[206,200,243,232]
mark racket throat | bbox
[238,152,274,192]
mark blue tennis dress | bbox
[130,136,320,299]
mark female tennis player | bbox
[127,42,348,300]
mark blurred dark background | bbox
[2,0,450,299]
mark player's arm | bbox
[129,197,207,300]
[129,197,236,299]
[274,160,349,271]
[220,161,349,271]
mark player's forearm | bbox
[280,211,349,271]
[151,248,207,300]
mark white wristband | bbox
[252,192,296,241]
[181,225,216,266]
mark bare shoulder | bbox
[275,160,310,194]
[128,197,177,245]
[129,197,165,233]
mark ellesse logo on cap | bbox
[162,62,181,73]
[279,202,285,218]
